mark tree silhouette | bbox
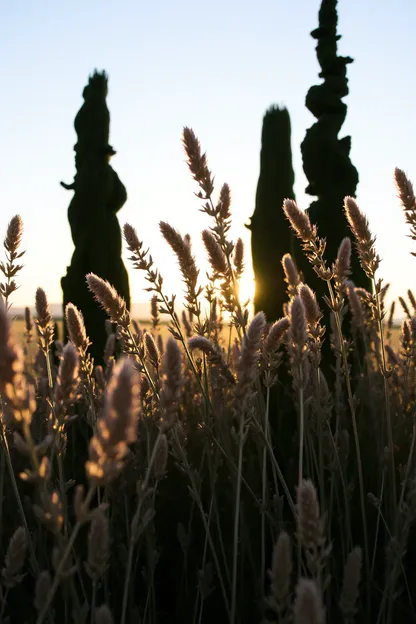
[248,105,296,323]
[300,0,371,296]
[61,70,130,363]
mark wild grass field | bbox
[9,317,404,362]
[1,129,416,624]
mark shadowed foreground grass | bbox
[0,131,416,624]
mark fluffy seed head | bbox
[296,480,323,551]
[283,199,314,241]
[335,237,352,281]
[160,221,199,292]
[34,289,55,353]
[265,317,290,352]
[293,578,325,624]
[344,197,371,243]
[4,215,23,257]
[54,342,80,412]
[86,508,109,582]
[289,295,307,350]
[269,531,293,605]
[236,312,266,393]
[282,253,300,291]
[35,288,52,329]
[344,197,380,276]
[160,337,183,426]
[182,127,214,197]
[150,294,159,328]
[123,223,141,250]
[202,229,227,274]
[24,306,32,333]
[86,357,140,485]
[401,319,412,349]
[145,332,160,366]
[2,526,27,588]
[339,546,362,621]
[188,335,215,356]
[299,285,322,326]
[219,183,231,219]
[95,605,114,624]
[233,238,244,275]
[0,298,34,427]
[0,299,24,391]
[394,167,416,213]
[65,303,89,351]
[86,274,128,325]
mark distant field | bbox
[10,318,402,352]
[11,318,164,343]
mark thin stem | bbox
[175,429,231,618]
[36,486,96,624]
[327,280,371,611]
[298,384,305,489]
[0,448,5,553]
[250,414,297,519]
[126,327,159,400]
[297,377,305,579]
[120,431,164,624]
[373,278,397,518]
[0,588,9,623]
[260,387,271,600]
[90,583,96,624]
[0,423,39,576]
[230,411,245,624]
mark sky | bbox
[1,0,415,320]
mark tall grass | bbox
[0,141,415,624]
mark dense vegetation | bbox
[0,127,416,623]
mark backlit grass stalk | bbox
[123,224,215,412]
[34,287,55,391]
[230,409,245,624]
[284,198,371,607]
[260,384,271,598]
[230,312,266,622]
[0,215,24,312]
[0,303,39,576]
[36,485,96,624]
[65,302,97,427]
[345,196,397,520]
[120,430,165,624]
[182,127,247,335]
[172,427,231,619]
[86,273,159,400]
[287,295,308,490]
[0,420,39,576]
[121,343,182,624]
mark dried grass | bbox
[0,134,415,624]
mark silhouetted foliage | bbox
[61,70,130,364]
[248,106,296,322]
[300,0,371,296]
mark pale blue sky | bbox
[1,0,415,318]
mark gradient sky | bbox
[1,0,415,319]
